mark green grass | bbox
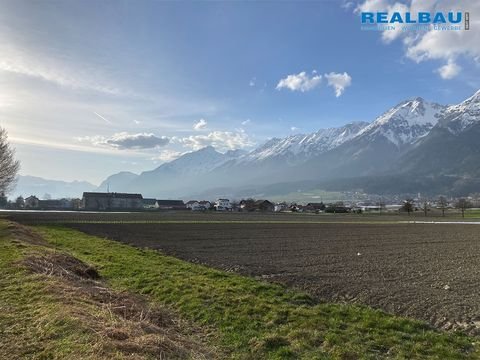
[0,221,216,359]
[465,209,480,218]
[33,224,479,359]
[0,222,100,359]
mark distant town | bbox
[0,191,478,216]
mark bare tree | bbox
[402,199,414,216]
[0,128,20,194]
[437,196,448,217]
[456,198,472,219]
[422,200,429,217]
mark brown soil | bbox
[59,220,480,336]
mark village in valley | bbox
[1,190,478,216]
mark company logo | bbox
[360,11,470,31]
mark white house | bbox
[187,200,211,211]
[274,202,288,212]
[143,198,159,209]
[214,198,231,211]
[199,200,211,209]
[185,200,199,209]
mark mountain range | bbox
[12,176,96,199]
[14,90,480,199]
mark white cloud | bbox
[79,132,170,150]
[290,126,300,131]
[181,130,254,151]
[0,44,127,96]
[437,60,461,79]
[133,119,141,125]
[355,0,480,79]
[380,2,409,43]
[324,72,352,97]
[151,149,185,162]
[355,0,393,14]
[193,118,208,131]
[276,71,322,92]
[241,119,251,126]
[249,77,256,87]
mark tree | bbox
[0,128,20,194]
[422,200,429,217]
[456,198,472,219]
[0,192,7,208]
[402,199,414,215]
[43,193,52,200]
[377,199,386,214]
[437,196,448,217]
[15,196,24,209]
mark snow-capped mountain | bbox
[96,90,480,197]
[294,98,447,179]
[392,90,480,184]
[356,97,446,147]
[439,90,480,134]
[235,98,445,171]
[237,122,369,165]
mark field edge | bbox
[28,222,480,359]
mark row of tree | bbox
[402,197,472,218]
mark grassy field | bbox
[0,221,215,359]
[465,209,480,218]
[1,219,478,359]
[0,222,101,359]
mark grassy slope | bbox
[33,224,479,360]
[0,222,98,359]
[0,221,213,359]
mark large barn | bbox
[82,192,143,211]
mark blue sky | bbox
[0,0,479,184]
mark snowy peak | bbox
[239,122,369,164]
[440,90,480,134]
[357,97,446,147]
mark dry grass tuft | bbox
[13,232,219,359]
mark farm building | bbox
[82,192,143,211]
[305,202,326,212]
[156,200,186,210]
[143,198,158,209]
[24,195,40,209]
[38,199,73,210]
[240,199,274,212]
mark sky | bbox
[0,0,479,184]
